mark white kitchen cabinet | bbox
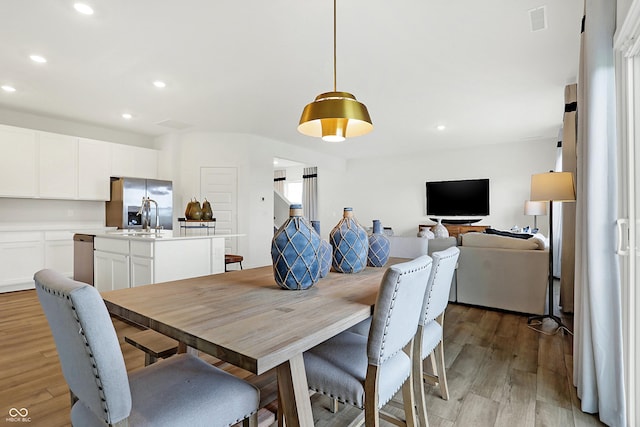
[39,131,78,199]
[44,231,74,277]
[0,232,44,292]
[93,234,227,290]
[94,251,130,292]
[111,144,158,179]
[0,125,38,197]
[94,237,130,292]
[78,138,111,200]
[131,256,154,286]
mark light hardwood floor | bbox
[0,286,603,427]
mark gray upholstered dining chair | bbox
[346,236,430,338]
[34,269,260,427]
[303,255,433,427]
[412,246,460,427]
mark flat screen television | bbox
[426,179,489,223]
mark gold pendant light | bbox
[298,0,373,142]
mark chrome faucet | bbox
[137,197,160,231]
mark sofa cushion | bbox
[461,232,544,250]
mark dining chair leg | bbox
[402,340,424,427]
[242,412,258,427]
[413,327,430,427]
[364,365,381,427]
[435,339,449,401]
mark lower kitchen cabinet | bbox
[0,229,79,293]
[131,256,154,287]
[0,232,44,293]
[94,251,130,292]
[94,234,227,292]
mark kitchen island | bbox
[94,230,241,292]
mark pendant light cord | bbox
[333,0,337,92]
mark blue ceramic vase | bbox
[271,204,321,290]
[330,207,368,274]
[311,220,332,278]
[367,220,390,267]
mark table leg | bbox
[276,353,314,427]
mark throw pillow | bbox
[485,228,533,240]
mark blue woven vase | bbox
[311,220,332,278]
[330,207,368,274]
[367,220,390,267]
[271,204,321,290]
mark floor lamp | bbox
[528,171,576,332]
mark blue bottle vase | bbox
[367,220,390,267]
[330,207,368,274]
[271,204,321,290]
[311,220,332,278]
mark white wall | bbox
[337,139,558,237]
[0,198,104,225]
[157,132,347,268]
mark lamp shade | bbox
[298,91,373,142]
[524,200,547,216]
[530,171,576,202]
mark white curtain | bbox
[274,170,286,194]
[302,166,318,221]
[574,2,626,426]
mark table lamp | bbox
[529,171,576,332]
[524,200,547,230]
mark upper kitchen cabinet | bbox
[0,125,38,197]
[38,133,112,201]
[111,144,158,179]
[78,138,111,200]
[39,131,78,199]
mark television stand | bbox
[429,218,482,225]
[419,223,490,239]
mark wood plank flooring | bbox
[0,287,604,427]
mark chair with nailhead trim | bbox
[302,256,433,427]
[412,246,460,427]
[34,269,260,427]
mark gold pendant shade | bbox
[298,91,372,142]
[298,0,372,142]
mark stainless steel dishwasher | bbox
[73,234,95,285]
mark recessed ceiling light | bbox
[436,125,446,131]
[122,113,133,120]
[30,54,47,63]
[73,3,94,15]
[273,160,279,165]
[1,85,16,93]
[153,80,166,89]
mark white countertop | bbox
[95,230,244,241]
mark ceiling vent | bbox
[155,119,192,130]
[529,6,547,32]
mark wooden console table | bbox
[419,223,490,239]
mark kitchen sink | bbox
[107,230,164,237]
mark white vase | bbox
[417,226,434,239]
[431,219,449,239]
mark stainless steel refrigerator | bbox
[106,177,173,230]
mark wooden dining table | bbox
[101,258,404,427]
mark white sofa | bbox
[455,233,549,315]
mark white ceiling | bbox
[0,0,582,159]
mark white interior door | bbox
[200,167,238,254]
